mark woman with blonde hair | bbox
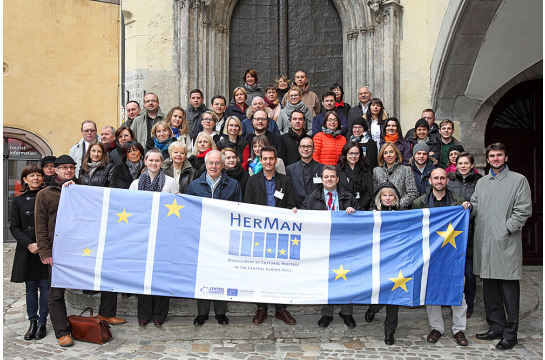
[372,142,417,209]
[188,132,217,174]
[216,116,250,170]
[225,86,248,122]
[165,106,192,153]
[145,121,173,160]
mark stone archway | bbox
[3,127,52,156]
[176,0,402,113]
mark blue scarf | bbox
[249,157,263,174]
[153,137,172,151]
[171,127,179,138]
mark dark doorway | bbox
[229,0,343,99]
[485,78,543,265]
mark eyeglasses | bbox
[289,95,300,98]
[82,129,97,133]
[299,145,313,149]
[202,118,215,122]
[57,166,75,171]
[144,100,158,104]
[253,118,268,122]
[207,161,221,166]
[326,119,338,123]
[347,152,359,157]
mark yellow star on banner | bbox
[164,198,185,218]
[389,271,412,292]
[291,237,300,246]
[332,264,350,281]
[82,247,92,256]
[254,242,259,246]
[116,209,132,223]
[436,222,463,249]
[267,248,272,253]
[279,249,286,256]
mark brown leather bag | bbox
[67,307,112,344]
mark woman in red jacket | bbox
[312,111,347,165]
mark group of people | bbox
[11,69,531,351]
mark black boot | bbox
[24,320,38,340]
[35,325,47,340]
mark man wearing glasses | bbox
[130,92,166,146]
[286,137,324,208]
[68,120,99,176]
[245,110,286,164]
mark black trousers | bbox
[137,295,169,322]
[483,278,520,340]
[197,300,227,316]
[256,303,287,312]
[368,304,399,334]
[98,292,118,318]
[48,286,71,339]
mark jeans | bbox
[464,258,476,313]
[26,279,50,325]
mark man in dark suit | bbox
[243,145,297,326]
[286,137,324,208]
[347,86,372,137]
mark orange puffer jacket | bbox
[312,132,347,166]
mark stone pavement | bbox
[3,243,543,359]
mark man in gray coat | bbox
[468,143,532,350]
[130,93,166,147]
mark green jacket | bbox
[412,188,464,209]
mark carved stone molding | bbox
[368,25,375,35]
[347,29,359,41]
[202,19,209,28]
[367,0,382,23]
[360,26,368,36]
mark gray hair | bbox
[204,149,225,164]
[101,125,116,135]
[168,141,188,155]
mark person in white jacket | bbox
[68,120,100,177]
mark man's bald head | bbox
[358,87,372,105]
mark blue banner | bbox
[52,185,469,306]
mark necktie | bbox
[327,192,334,211]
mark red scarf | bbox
[236,103,247,112]
[384,133,399,143]
[197,147,212,158]
[335,100,345,108]
[264,97,278,108]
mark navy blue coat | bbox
[410,160,436,196]
[186,171,242,202]
[312,111,348,136]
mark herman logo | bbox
[228,230,301,260]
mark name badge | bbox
[356,192,360,199]
[274,190,284,200]
[313,177,321,184]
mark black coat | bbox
[188,155,207,176]
[10,189,49,282]
[245,130,287,165]
[337,165,374,210]
[447,170,482,259]
[281,129,309,166]
[108,141,123,166]
[301,184,359,211]
[286,159,324,208]
[111,162,141,189]
[79,163,114,187]
[225,163,249,197]
[244,171,296,209]
[162,159,199,194]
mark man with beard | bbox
[281,110,310,166]
[130,93,166,146]
[281,70,320,117]
[410,143,436,196]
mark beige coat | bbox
[470,166,532,280]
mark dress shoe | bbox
[252,307,268,325]
[317,316,334,328]
[83,290,100,296]
[338,312,356,328]
[153,320,163,328]
[454,331,468,346]
[384,333,395,345]
[476,330,502,341]
[215,314,229,324]
[24,320,38,340]
[365,309,375,323]
[495,338,518,350]
[121,293,132,299]
[35,325,47,340]
[138,320,148,327]
[58,334,74,347]
[275,309,296,325]
[193,315,209,325]
[466,312,472,319]
[427,329,442,343]
[96,315,126,325]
